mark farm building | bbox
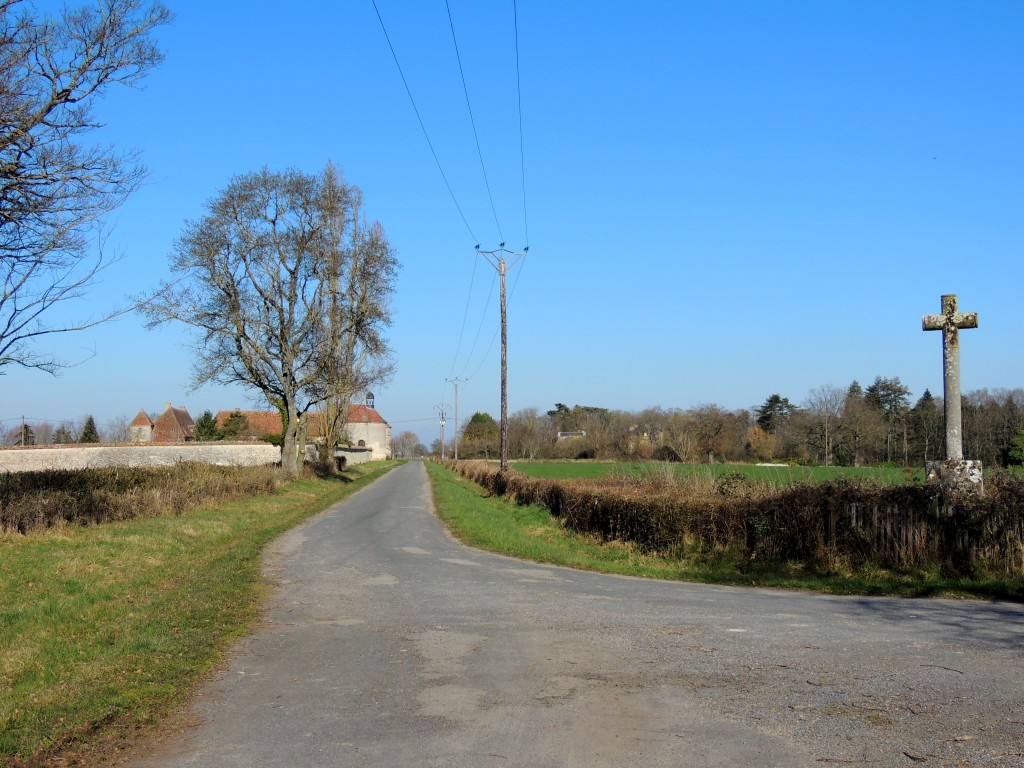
[130,404,196,443]
[214,403,392,460]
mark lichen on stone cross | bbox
[922,294,977,462]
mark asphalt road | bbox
[127,461,1024,767]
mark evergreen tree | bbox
[194,410,221,441]
[755,394,793,434]
[460,412,500,459]
[79,416,100,443]
[864,376,911,464]
[1009,428,1024,466]
[6,424,34,446]
[220,411,249,440]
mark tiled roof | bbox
[214,406,388,439]
[153,405,195,442]
[130,409,154,428]
[214,410,286,438]
[347,404,388,425]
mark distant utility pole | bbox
[435,403,449,460]
[446,377,466,461]
[476,244,527,472]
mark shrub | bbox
[0,464,285,534]
[652,445,682,462]
[445,461,1024,577]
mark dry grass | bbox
[0,464,286,534]
[449,460,1024,579]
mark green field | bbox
[510,461,922,485]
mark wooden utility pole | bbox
[477,246,526,471]
[435,403,449,460]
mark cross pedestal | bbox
[922,294,982,494]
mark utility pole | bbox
[435,403,449,460]
[446,377,466,461]
[477,245,527,472]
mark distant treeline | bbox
[448,379,1024,469]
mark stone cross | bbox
[922,294,977,462]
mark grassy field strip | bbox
[427,462,1022,602]
[426,461,695,578]
[0,462,397,766]
[510,460,923,484]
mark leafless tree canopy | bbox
[0,0,171,372]
[313,162,397,466]
[496,385,1024,469]
[142,165,398,477]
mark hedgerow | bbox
[0,464,285,534]
[447,461,1024,576]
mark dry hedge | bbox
[0,464,286,534]
[448,461,1024,575]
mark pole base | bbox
[926,459,984,495]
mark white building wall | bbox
[348,420,392,460]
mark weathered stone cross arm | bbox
[922,294,978,335]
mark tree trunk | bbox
[280,401,301,478]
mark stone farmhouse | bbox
[214,403,392,460]
[129,404,196,443]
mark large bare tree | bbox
[142,166,397,477]
[314,163,396,469]
[0,0,171,372]
[805,384,845,466]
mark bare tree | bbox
[33,420,53,444]
[805,384,845,466]
[0,0,172,372]
[393,430,424,458]
[662,409,697,462]
[142,166,397,477]
[507,407,545,459]
[314,163,397,469]
[104,414,131,443]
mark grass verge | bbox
[427,462,1023,602]
[0,461,398,767]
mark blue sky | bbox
[3,1,1022,445]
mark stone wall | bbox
[0,443,281,473]
[301,445,373,467]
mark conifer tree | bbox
[79,416,100,443]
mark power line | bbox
[456,269,497,379]
[448,253,479,377]
[463,251,527,382]
[513,0,530,247]
[445,0,504,244]
[370,0,479,245]
[371,1,532,414]
[454,3,532,387]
